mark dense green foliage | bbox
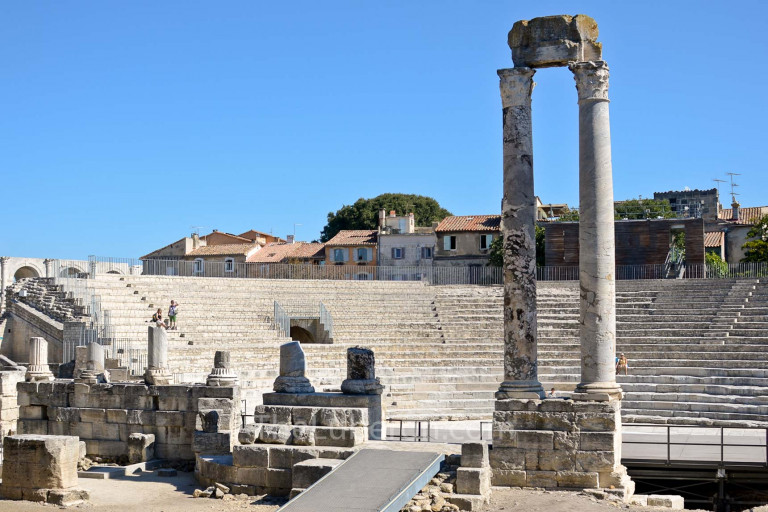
[705,252,729,277]
[320,193,452,242]
[488,224,545,267]
[742,214,768,262]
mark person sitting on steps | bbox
[152,308,167,329]
[616,353,629,375]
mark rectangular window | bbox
[444,236,457,251]
[224,258,235,272]
[392,247,405,259]
[421,247,433,259]
[357,248,369,261]
[334,248,345,262]
[193,258,204,275]
[480,234,494,250]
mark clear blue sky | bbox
[2,1,766,259]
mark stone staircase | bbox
[17,274,768,426]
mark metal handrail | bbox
[622,423,768,468]
[319,302,333,339]
[273,301,290,336]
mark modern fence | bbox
[87,255,768,285]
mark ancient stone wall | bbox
[0,366,25,435]
[15,381,238,460]
[2,301,64,362]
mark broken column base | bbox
[491,398,634,500]
[273,376,314,394]
[145,368,173,386]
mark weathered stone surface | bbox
[192,431,231,455]
[291,426,316,446]
[456,467,490,495]
[259,424,293,444]
[199,410,221,433]
[461,442,489,468]
[273,375,314,394]
[238,424,261,445]
[340,347,384,395]
[127,433,155,463]
[26,337,54,382]
[254,405,292,425]
[232,445,269,467]
[557,471,600,488]
[492,469,527,487]
[145,326,172,385]
[291,458,342,489]
[647,494,685,508]
[0,435,81,501]
[508,15,602,68]
[279,341,306,377]
[206,351,238,387]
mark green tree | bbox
[705,252,729,278]
[320,193,452,242]
[742,214,768,262]
[488,224,545,267]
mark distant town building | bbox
[248,241,325,265]
[653,188,721,222]
[324,230,378,268]
[433,215,500,267]
[376,210,435,269]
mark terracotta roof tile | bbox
[201,232,253,244]
[325,230,378,246]
[435,215,501,232]
[247,242,325,263]
[188,243,259,257]
[718,207,768,225]
[704,231,724,247]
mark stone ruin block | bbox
[273,341,314,393]
[340,346,384,395]
[508,14,602,68]
[127,433,155,463]
[0,435,88,505]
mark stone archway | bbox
[13,266,40,282]
[289,326,315,343]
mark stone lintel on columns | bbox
[569,60,610,103]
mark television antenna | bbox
[726,173,741,203]
[712,178,726,198]
[190,226,208,236]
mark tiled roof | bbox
[325,230,378,246]
[201,232,253,244]
[188,243,259,257]
[247,242,325,263]
[239,230,285,242]
[435,215,501,233]
[140,237,186,260]
[718,207,768,225]
[704,231,724,247]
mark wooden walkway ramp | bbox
[278,449,444,512]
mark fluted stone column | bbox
[206,350,238,387]
[496,67,545,399]
[26,337,55,382]
[570,60,622,401]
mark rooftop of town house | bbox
[325,230,378,246]
[435,215,501,233]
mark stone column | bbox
[145,326,172,385]
[570,60,622,400]
[341,346,383,395]
[76,342,109,384]
[206,350,238,387]
[26,337,55,382]
[496,67,545,399]
[0,256,9,315]
[273,341,314,393]
[43,259,53,278]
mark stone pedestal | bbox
[206,350,238,387]
[145,326,172,385]
[273,341,314,393]
[26,337,54,382]
[496,67,545,400]
[75,343,109,384]
[0,435,88,505]
[491,398,633,498]
[340,347,383,395]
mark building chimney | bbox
[192,233,200,250]
[287,235,295,244]
[379,209,386,229]
[389,210,396,217]
[732,200,740,221]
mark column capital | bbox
[498,67,535,109]
[0,256,10,265]
[569,60,610,102]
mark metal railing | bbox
[623,424,768,468]
[273,301,290,336]
[108,338,147,376]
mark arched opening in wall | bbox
[59,267,82,278]
[290,326,315,343]
[13,266,40,282]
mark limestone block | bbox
[446,494,488,511]
[236,467,266,487]
[508,15,601,68]
[265,468,292,489]
[18,419,48,435]
[492,469,526,487]
[273,375,314,394]
[291,407,318,426]
[232,445,269,468]
[489,447,525,470]
[198,397,235,414]
[106,409,128,424]
[314,427,366,448]
[0,435,80,496]
[461,442,489,468]
[579,432,616,451]
[576,413,617,432]
[198,410,221,433]
[291,426,316,446]
[575,451,617,472]
[647,495,685,509]
[127,433,155,463]
[553,431,579,451]
[267,446,318,469]
[20,405,46,420]
[254,405,292,425]
[456,467,490,495]
[556,471,599,488]
[91,422,120,441]
[279,341,307,377]
[537,450,576,472]
[238,424,262,445]
[526,470,558,488]
[156,411,185,427]
[495,429,554,449]
[192,431,231,455]
[291,458,343,489]
[259,424,293,444]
